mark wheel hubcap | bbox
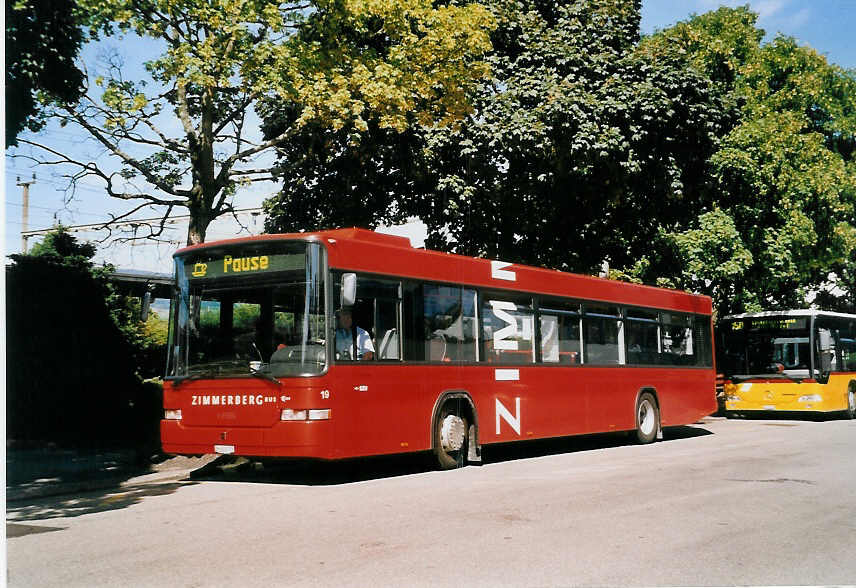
[639,401,655,436]
[440,415,466,452]
[849,390,855,412]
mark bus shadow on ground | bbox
[481,424,712,464]
[189,453,436,486]
[6,481,192,524]
[193,424,713,486]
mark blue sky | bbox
[642,0,856,69]
[4,0,855,267]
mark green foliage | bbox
[143,310,170,347]
[27,225,97,261]
[233,303,261,330]
[639,6,762,96]
[6,228,156,444]
[4,0,86,146]
[27,0,495,246]
[10,226,168,378]
[264,2,855,316]
[265,0,726,275]
[640,15,856,315]
[664,208,755,313]
[261,112,427,231]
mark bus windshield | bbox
[719,316,812,380]
[168,241,326,379]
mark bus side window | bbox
[376,298,400,360]
[841,322,856,371]
[692,317,714,367]
[334,273,401,362]
[660,313,694,366]
[816,327,834,373]
[540,315,560,362]
[625,309,659,365]
[583,305,622,365]
[481,293,535,364]
[403,284,477,363]
[538,299,581,364]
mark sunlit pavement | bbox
[7,416,856,587]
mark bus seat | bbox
[379,328,399,360]
[430,334,446,362]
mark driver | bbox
[335,308,374,361]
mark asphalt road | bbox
[7,416,856,587]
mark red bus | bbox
[162,228,716,468]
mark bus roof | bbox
[175,228,712,315]
[723,309,856,321]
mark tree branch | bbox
[18,139,190,208]
[66,108,187,197]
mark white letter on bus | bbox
[490,300,519,351]
[495,397,521,435]
[491,261,516,281]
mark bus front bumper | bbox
[160,420,334,458]
[724,381,845,413]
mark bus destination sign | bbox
[185,252,304,280]
[731,317,807,331]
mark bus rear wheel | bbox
[433,403,468,470]
[634,392,659,444]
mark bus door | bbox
[331,273,408,455]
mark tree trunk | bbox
[186,208,210,246]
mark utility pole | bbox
[17,174,36,253]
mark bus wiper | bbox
[732,372,803,383]
[776,373,802,382]
[170,360,247,386]
[249,366,281,386]
[171,370,218,387]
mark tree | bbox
[264,3,856,318]
[264,0,727,275]
[5,0,86,146]
[415,0,729,272]
[261,110,429,232]
[15,0,495,245]
[640,13,856,315]
[6,228,145,443]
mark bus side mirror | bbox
[341,273,357,307]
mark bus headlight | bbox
[281,409,307,421]
[164,409,182,420]
[798,394,822,403]
[308,409,331,421]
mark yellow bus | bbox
[719,310,856,419]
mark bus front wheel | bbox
[434,403,469,470]
[634,393,659,444]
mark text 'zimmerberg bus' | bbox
[161,229,717,469]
